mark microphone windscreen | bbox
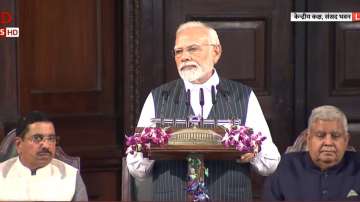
[199,88,204,106]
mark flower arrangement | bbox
[186,156,209,202]
[222,125,266,153]
[125,127,171,155]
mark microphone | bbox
[199,88,204,127]
[199,88,204,108]
[185,89,191,127]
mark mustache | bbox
[320,146,336,152]
[180,61,198,70]
[36,148,53,155]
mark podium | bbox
[142,126,244,202]
[125,118,261,201]
[147,127,243,160]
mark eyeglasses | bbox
[26,134,59,144]
[174,44,216,58]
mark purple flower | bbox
[222,125,266,153]
[125,127,171,155]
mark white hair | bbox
[176,21,220,45]
[308,105,348,132]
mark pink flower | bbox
[221,125,266,153]
[125,127,171,155]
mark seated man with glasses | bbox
[0,111,88,201]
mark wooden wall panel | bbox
[18,0,117,144]
[210,21,266,94]
[334,23,360,95]
[18,0,111,115]
[30,3,99,91]
[307,0,360,149]
[0,0,18,139]
[16,0,122,200]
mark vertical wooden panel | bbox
[18,0,108,115]
[31,2,99,91]
[17,0,121,200]
[211,21,266,93]
[307,0,360,149]
[0,0,18,138]
[18,0,117,143]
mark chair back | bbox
[0,129,17,162]
[55,146,80,169]
[285,130,308,153]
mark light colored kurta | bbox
[0,157,78,201]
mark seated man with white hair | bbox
[263,105,360,201]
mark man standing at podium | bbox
[127,21,280,201]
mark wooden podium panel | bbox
[135,126,245,201]
[148,144,243,160]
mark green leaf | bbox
[205,168,209,177]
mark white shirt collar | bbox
[181,69,220,118]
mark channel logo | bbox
[0,27,19,38]
[0,11,19,38]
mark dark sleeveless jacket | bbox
[151,78,252,201]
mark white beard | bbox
[179,62,207,82]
